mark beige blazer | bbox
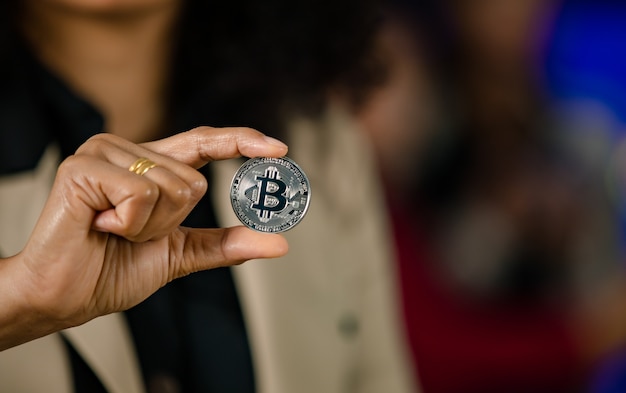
[0,107,418,393]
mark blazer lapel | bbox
[62,314,145,393]
[0,333,73,392]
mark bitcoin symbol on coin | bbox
[230,157,311,233]
[252,167,288,222]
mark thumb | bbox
[170,226,289,278]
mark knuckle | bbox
[56,155,79,175]
[169,176,206,208]
[233,127,263,144]
[87,133,120,144]
[185,126,214,145]
[235,126,260,136]
[189,125,214,134]
[55,155,90,185]
[74,133,115,155]
[170,183,193,206]
[189,174,208,200]
[172,168,207,203]
[139,182,160,204]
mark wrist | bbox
[0,254,67,351]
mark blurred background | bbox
[354,0,626,391]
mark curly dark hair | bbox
[0,0,386,137]
[170,0,386,135]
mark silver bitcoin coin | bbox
[230,156,311,233]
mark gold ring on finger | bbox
[128,157,157,176]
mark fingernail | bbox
[263,135,288,149]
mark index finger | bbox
[140,126,288,169]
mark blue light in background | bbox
[545,1,626,124]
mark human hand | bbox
[0,126,288,350]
